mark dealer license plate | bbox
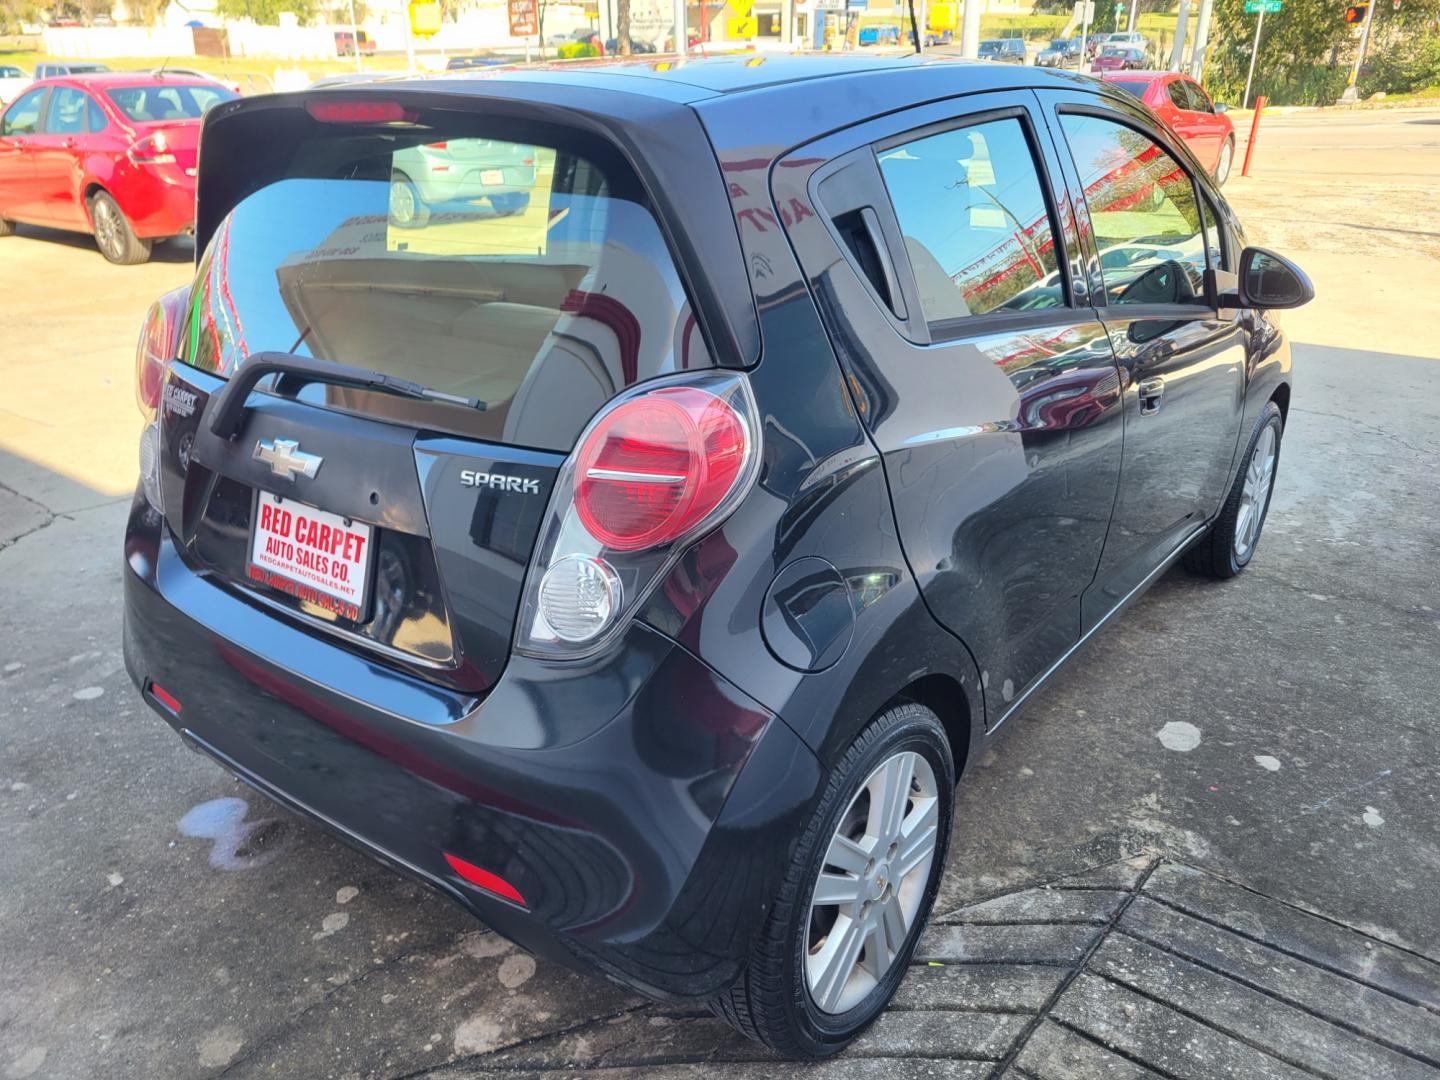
[247,492,374,622]
[480,168,505,185]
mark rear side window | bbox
[1060,113,1207,307]
[45,87,88,134]
[180,115,711,452]
[876,116,1063,324]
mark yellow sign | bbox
[727,13,757,35]
[409,0,442,36]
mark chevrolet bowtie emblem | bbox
[253,437,323,481]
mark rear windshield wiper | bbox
[208,351,486,440]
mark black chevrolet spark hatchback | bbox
[123,56,1310,1057]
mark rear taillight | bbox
[516,372,759,658]
[127,133,175,165]
[135,286,189,512]
[574,387,748,552]
[426,140,448,149]
[135,287,188,420]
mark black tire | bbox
[490,191,531,216]
[0,217,15,237]
[1183,400,1283,579]
[89,191,151,265]
[709,702,955,1059]
[388,170,429,228]
[1215,135,1236,187]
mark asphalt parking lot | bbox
[2,107,1439,1079]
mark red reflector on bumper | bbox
[148,682,182,715]
[444,852,527,908]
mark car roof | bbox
[368,53,1097,103]
[1099,70,1181,83]
[30,71,219,90]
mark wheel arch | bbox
[1270,380,1291,426]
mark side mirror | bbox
[1213,102,1229,113]
[1236,246,1314,309]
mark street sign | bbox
[1244,0,1282,11]
[507,0,538,37]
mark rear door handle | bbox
[1138,376,1165,415]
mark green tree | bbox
[215,0,319,24]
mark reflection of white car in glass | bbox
[389,139,539,227]
[0,65,30,106]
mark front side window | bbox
[179,124,709,452]
[2,88,45,136]
[1060,113,1208,307]
[45,87,89,135]
[877,116,1063,324]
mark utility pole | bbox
[960,0,979,58]
[1168,0,1189,71]
[1242,5,1265,108]
[1189,0,1213,80]
[1078,0,1090,71]
[673,0,686,54]
[1341,0,1376,102]
[347,0,361,71]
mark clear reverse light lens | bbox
[138,420,163,512]
[537,555,622,643]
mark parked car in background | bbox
[1085,31,1112,58]
[606,36,658,53]
[0,73,237,262]
[446,55,505,69]
[149,67,245,96]
[34,61,109,78]
[334,29,377,56]
[388,137,538,225]
[1092,45,1148,71]
[1036,38,1082,68]
[978,37,1027,63]
[123,55,1309,1063]
[0,65,29,105]
[1104,70,1237,183]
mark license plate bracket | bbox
[247,491,375,623]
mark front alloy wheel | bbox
[1183,400,1284,578]
[710,702,954,1058]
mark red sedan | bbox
[0,73,236,263]
[1102,70,1237,185]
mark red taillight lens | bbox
[426,140,448,149]
[574,387,747,552]
[136,299,173,418]
[128,133,176,165]
[305,99,418,125]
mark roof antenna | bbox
[907,0,921,54]
[158,56,170,76]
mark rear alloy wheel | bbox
[388,170,429,228]
[0,217,15,237]
[1183,401,1283,578]
[1215,136,1235,186]
[90,192,151,265]
[710,702,954,1058]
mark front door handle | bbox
[1138,376,1165,415]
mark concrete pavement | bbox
[2,108,1438,1079]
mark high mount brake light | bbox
[515,372,760,658]
[305,99,419,125]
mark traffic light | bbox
[1344,4,1367,21]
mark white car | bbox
[0,65,31,106]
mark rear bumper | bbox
[122,492,824,1000]
[111,163,196,239]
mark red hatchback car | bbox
[1102,71,1237,185]
[0,73,236,263]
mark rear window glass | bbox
[106,83,234,122]
[1109,80,1150,99]
[179,116,710,452]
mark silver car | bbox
[389,138,539,226]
